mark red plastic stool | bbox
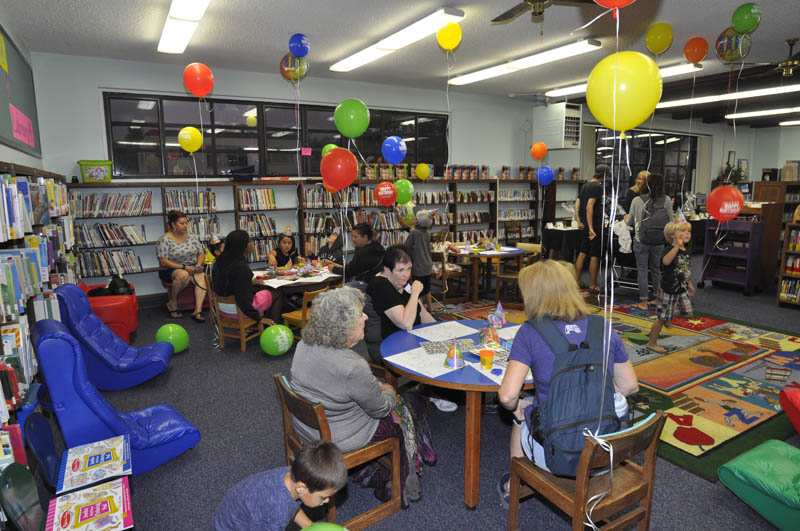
[79,283,139,343]
[779,386,800,435]
[161,280,210,312]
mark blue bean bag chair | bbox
[32,320,200,476]
[55,284,172,391]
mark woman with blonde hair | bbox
[495,260,638,505]
[621,170,649,213]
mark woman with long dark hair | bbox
[157,210,207,321]
[212,230,272,321]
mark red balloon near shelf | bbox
[594,0,636,9]
[530,142,548,161]
[707,185,744,222]
[321,148,358,192]
[374,181,397,207]
[684,36,709,64]
[183,63,214,97]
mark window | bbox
[104,93,448,178]
[593,127,697,202]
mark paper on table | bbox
[386,347,461,378]
[498,325,521,341]
[261,278,295,288]
[467,361,533,385]
[410,321,479,342]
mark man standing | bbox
[574,165,608,294]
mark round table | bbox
[453,247,527,303]
[380,319,533,509]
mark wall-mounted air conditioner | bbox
[532,102,582,149]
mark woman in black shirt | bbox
[212,230,271,322]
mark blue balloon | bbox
[537,166,554,186]
[381,136,407,165]
[289,33,310,58]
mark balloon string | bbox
[646,112,655,172]
[350,139,369,167]
[294,83,302,179]
[570,7,613,34]
[446,51,455,168]
[196,99,204,207]
[726,61,746,184]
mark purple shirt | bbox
[508,317,628,405]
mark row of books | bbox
[0,242,50,320]
[415,191,454,205]
[443,165,491,180]
[247,239,277,263]
[1,317,35,408]
[499,225,535,239]
[498,189,536,201]
[71,191,153,218]
[779,279,800,304]
[164,189,217,213]
[0,175,68,241]
[187,215,221,242]
[448,229,496,244]
[456,211,491,225]
[239,187,279,211]
[429,211,451,226]
[375,230,407,248]
[302,184,336,209]
[239,214,278,238]
[76,223,148,248]
[76,250,143,277]
[457,190,495,203]
[304,212,340,234]
[498,209,537,221]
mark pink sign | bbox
[301,147,312,156]
[9,104,35,148]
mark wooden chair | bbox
[281,286,329,338]
[433,249,470,305]
[507,412,666,531]
[503,221,524,246]
[495,243,543,304]
[273,372,401,530]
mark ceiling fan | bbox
[491,0,598,24]
[725,38,800,79]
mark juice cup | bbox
[479,349,494,371]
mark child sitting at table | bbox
[213,441,347,531]
[269,232,299,268]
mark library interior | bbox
[0,1,800,530]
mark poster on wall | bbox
[0,24,41,158]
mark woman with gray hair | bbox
[290,286,436,508]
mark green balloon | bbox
[155,323,189,353]
[306,524,345,531]
[394,178,414,204]
[260,325,294,356]
[732,3,761,34]
[321,143,337,157]
[398,201,416,225]
[334,98,370,139]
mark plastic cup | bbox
[479,349,494,371]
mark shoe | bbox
[418,433,438,466]
[429,397,458,412]
[497,472,510,510]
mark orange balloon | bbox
[684,36,709,64]
[530,142,548,161]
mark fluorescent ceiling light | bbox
[137,101,156,111]
[596,147,614,151]
[165,142,180,147]
[168,0,211,21]
[401,137,427,142]
[243,147,259,151]
[450,39,601,86]
[655,137,681,145]
[243,108,257,118]
[116,141,158,146]
[546,63,703,98]
[330,8,464,72]
[158,17,199,54]
[602,154,613,159]
[271,131,293,138]
[634,133,663,138]
[780,120,800,126]
[128,126,141,130]
[658,83,800,109]
[725,106,800,119]
[131,119,146,124]
[205,128,227,134]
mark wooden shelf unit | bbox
[778,223,800,307]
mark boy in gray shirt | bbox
[405,210,434,310]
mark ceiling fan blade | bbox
[491,3,531,25]
[553,0,598,6]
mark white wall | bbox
[30,53,532,178]
[752,126,800,174]
[0,7,43,169]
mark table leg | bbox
[471,257,480,304]
[464,390,482,509]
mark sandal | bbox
[191,313,206,323]
[169,311,182,318]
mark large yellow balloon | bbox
[437,22,462,52]
[178,126,203,153]
[645,22,673,55]
[586,51,662,133]
[415,163,431,181]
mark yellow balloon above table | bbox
[436,22,462,52]
[586,51,662,133]
[178,126,203,153]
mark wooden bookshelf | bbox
[778,223,800,308]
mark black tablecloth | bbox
[542,227,582,262]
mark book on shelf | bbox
[76,250,143,278]
[448,230,496,244]
[414,190,454,206]
[187,215,221,242]
[247,239,277,263]
[70,191,153,218]
[498,189,535,201]
[302,184,335,209]
[45,476,134,531]
[456,211,491,224]
[457,189,495,203]
[76,223,147,248]
[779,279,799,304]
[239,214,277,238]
[239,187,278,210]
[164,189,216,213]
[498,208,536,221]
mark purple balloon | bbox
[537,166,554,186]
[381,136,407,165]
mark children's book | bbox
[46,476,133,531]
[56,435,132,494]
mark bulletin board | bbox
[0,23,41,158]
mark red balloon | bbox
[594,0,636,9]
[530,142,548,161]
[707,185,744,222]
[684,36,709,64]
[374,181,397,206]
[321,148,358,192]
[183,63,214,97]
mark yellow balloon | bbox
[415,163,431,181]
[178,126,203,153]
[246,115,257,127]
[586,51,662,133]
[645,22,673,55]
[436,22,462,52]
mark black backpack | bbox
[526,315,620,477]
[86,275,134,296]
[639,197,671,246]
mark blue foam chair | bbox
[23,413,59,490]
[55,284,173,391]
[32,320,200,476]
